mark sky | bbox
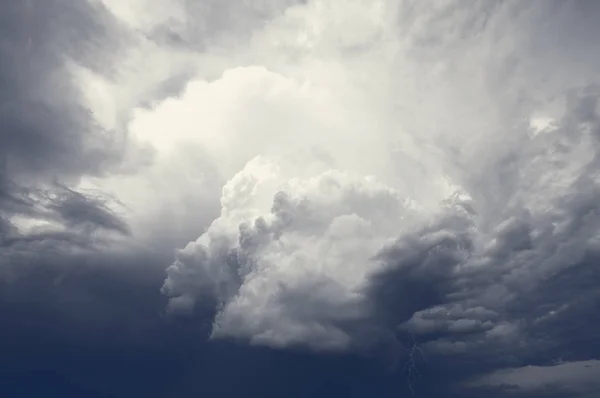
[1,0,600,397]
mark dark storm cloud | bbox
[0,3,160,393]
[1,2,123,185]
[48,185,130,234]
[365,209,474,331]
[345,87,600,396]
[0,0,138,274]
[461,360,600,398]
[503,250,600,362]
[0,0,126,177]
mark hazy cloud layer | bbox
[2,1,600,397]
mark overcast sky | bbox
[1,0,600,397]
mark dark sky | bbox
[1,1,600,397]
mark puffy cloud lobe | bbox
[162,154,481,351]
[163,154,426,349]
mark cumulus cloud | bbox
[162,153,425,349]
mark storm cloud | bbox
[1,1,600,397]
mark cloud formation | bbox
[0,0,138,285]
[156,0,600,359]
[2,1,600,397]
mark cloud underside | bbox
[2,0,600,396]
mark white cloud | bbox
[162,153,428,349]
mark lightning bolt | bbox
[402,332,425,395]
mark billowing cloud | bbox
[155,0,600,360]
[3,1,600,397]
[162,153,424,349]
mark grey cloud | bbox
[48,185,130,235]
[355,86,600,392]
[145,0,305,50]
[0,0,126,178]
[0,0,140,273]
[364,209,475,331]
[163,164,413,350]
[467,360,600,398]
[160,86,600,379]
